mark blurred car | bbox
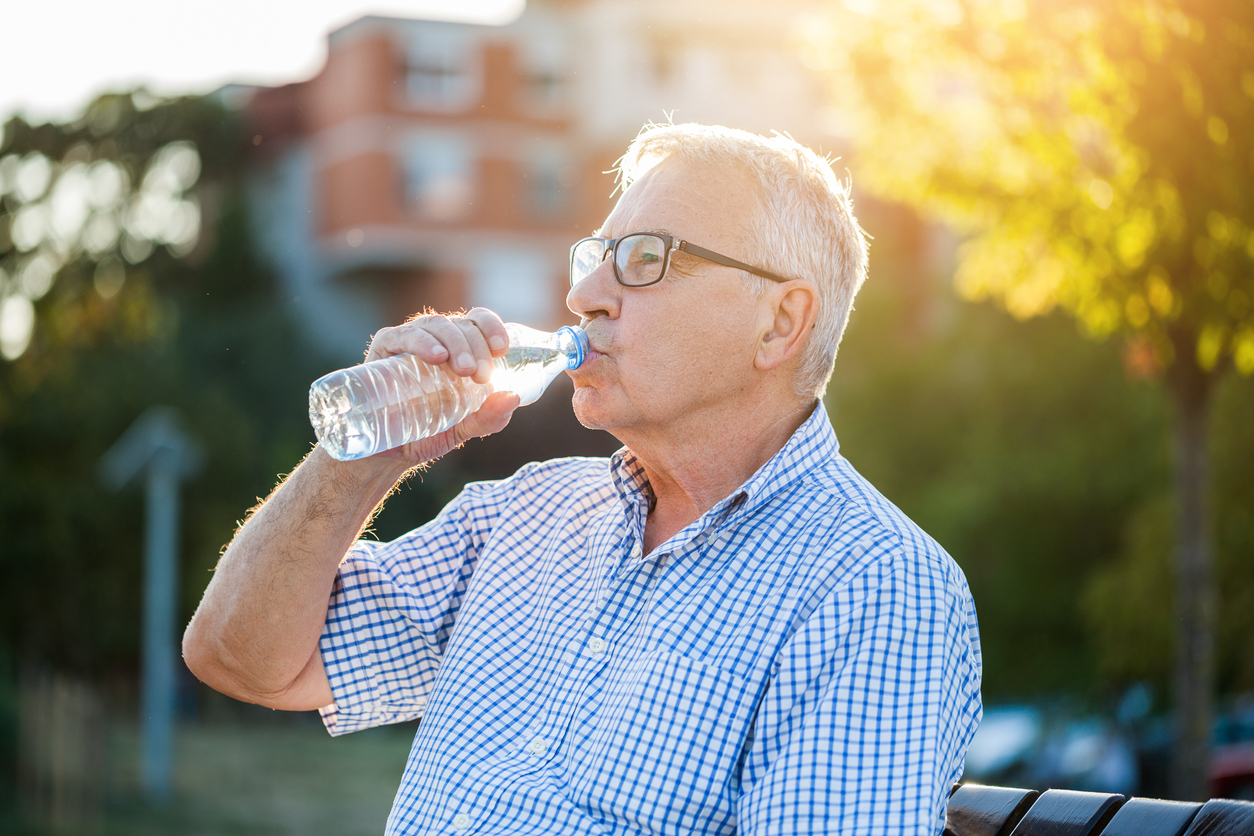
[1211,742,1254,799]
[964,692,1254,799]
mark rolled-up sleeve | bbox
[317,478,512,736]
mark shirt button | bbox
[526,737,548,756]
[630,544,643,559]
[452,813,473,830]
[587,637,607,655]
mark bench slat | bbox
[1006,789,1124,836]
[946,784,1039,836]
[1180,799,1254,836]
[1100,797,1202,836]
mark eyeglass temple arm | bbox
[675,241,791,284]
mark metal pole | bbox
[140,446,179,803]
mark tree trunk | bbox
[1166,355,1216,801]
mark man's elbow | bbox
[181,618,329,712]
[182,616,250,702]
[181,617,265,705]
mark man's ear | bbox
[755,280,819,372]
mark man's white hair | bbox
[617,123,870,401]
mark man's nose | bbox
[566,257,620,321]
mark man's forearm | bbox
[182,446,411,709]
[183,310,518,710]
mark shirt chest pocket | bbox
[568,650,758,836]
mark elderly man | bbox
[184,123,982,835]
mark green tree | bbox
[0,92,336,773]
[828,202,1170,700]
[803,0,1253,797]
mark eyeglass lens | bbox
[571,234,667,287]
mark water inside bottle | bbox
[309,324,585,461]
[492,345,569,405]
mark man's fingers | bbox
[365,311,505,378]
[415,317,478,374]
[411,392,520,461]
[454,319,495,384]
[366,322,455,366]
[460,391,521,439]
[463,308,510,356]
[386,391,520,465]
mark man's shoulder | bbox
[786,455,980,660]
[789,453,958,579]
[463,455,615,502]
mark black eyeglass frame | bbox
[569,231,793,288]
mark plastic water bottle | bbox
[309,323,588,461]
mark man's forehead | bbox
[598,159,753,243]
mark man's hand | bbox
[182,308,518,712]
[362,307,521,466]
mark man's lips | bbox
[570,339,606,377]
[580,332,608,361]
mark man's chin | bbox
[570,389,613,432]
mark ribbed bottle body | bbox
[309,324,587,461]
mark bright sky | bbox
[0,0,525,123]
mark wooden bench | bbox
[945,784,1254,836]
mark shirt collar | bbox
[724,400,839,518]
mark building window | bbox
[527,145,573,217]
[472,248,553,324]
[520,35,567,114]
[403,134,474,222]
[406,28,478,112]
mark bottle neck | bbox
[557,326,589,370]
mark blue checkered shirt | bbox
[318,404,982,835]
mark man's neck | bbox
[624,396,818,555]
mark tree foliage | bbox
[0,93,333,677]
[803,0,1253,373]
[803,0,1253,795]
[829,196,1254,731]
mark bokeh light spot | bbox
[10,203,50,251]
[93,256,126,299]
[49,163,91,252]
[87,160,128,209]
[0,294,35,360]
[0,154,20,197]
[1088,179,1114,210]
[1207,116,1229,145]
[83,210,121,257]
[18,252,58,301]
[14,153,52,203]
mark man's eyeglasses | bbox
[569,232,792,288]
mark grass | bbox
[86,715,416,836]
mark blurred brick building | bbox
[233,0,833,361]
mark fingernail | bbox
[457,352,474,370]
[489,336,506,352]
[476,360,492,378]
[431,344,448,357]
